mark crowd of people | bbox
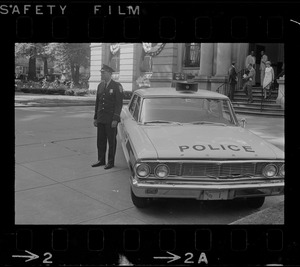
[227,50,283,102]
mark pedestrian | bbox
[245,50,256,70]
[242,63,256,103]
[259,51,268,86]
[245,51,256,85]
[228,61,237,101]
[92,64,124,169]
[262,61,275,99]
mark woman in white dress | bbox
[263,61,274,99]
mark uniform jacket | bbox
[228,65,237,84]
[245,67,256,86]
[94,79,124,124]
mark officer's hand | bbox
[111,120,118,128]
[93,119,98,127]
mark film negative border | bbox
[0,2,299,41]
[2,1,300,267]
[2,226,298,265]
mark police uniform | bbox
[93,65,123,168]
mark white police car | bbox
[118,82,284,208]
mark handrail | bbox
[216,68,244,96]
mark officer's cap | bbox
[100,64,115,73]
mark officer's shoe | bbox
[91,161,106,167]
[104,163,114,170]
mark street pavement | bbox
[14,93,284,224]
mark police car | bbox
[118,82,284,208]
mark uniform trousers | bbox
[97,122,117,165]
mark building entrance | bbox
[249,43,284,86]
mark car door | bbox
[118,94,140,163]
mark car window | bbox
[140,97,237,125]
[129,95,138,115]
[133,96,141,121]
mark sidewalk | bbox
[15,92,130,107]
[15,92,97,107]
[230,201,284,224]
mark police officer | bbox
[92,64,124,169]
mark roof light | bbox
[175,81,198,92]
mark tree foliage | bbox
[44,43,90,85]
[15,43,90,84]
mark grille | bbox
[182,162,256,177]
[144,161,283,179]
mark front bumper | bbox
[130,177,284,200]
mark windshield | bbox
[140,97,237,126]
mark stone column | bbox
[150,43,177,88]
[236,43,248,72]
[215,43,231,76]
[210,43,231,92]
[119,43,136,91]
[199,43,214,76]
[88,43,103,91]
[195,43,214,90]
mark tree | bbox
[46,43,90,86]
[15,43,90,84]
[15,43,53,81]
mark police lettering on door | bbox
[179,144,255,153]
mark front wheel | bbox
[245,196,265,209]
[131,189,152,208]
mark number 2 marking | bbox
[184,252,194,264]
[43,253,53,264]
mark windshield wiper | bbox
[144,120,182,125]
[189,121,227,126]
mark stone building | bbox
[88,43,284,94]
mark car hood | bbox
[141,125,284,160]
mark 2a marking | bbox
[43,253,53,264]
[184,252,208,264]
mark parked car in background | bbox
[118,82,284,208]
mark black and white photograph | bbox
[14,42,284,225]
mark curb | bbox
[15,99,130,108]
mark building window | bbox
[183,43,201,67]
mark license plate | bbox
[203,190,228,200]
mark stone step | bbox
[233,106,284,114]
[233,102,282,110]
[234,109,284,117]
[233,97,277,104]
[232,101,282,110]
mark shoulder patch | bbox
[119,85,123,93]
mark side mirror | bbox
[240,118,246,128]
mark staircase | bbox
[232,86,284,117]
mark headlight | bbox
[154,164,170,178]
[262,164,277,178]
[279,164,284,177]
[136,163,150,178]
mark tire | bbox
[245,196,265,209]
[131,189,151,208]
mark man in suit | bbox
[92,64,124,169]
[228,61,237,101]
[243,63,256,103]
